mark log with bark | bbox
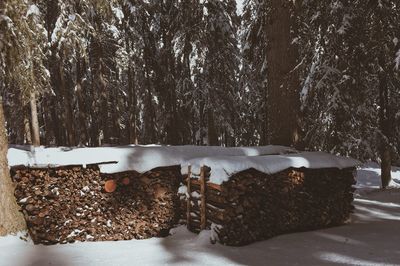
[11,165,182,245]
[180,167,356,246]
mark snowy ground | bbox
[1,164,400,266]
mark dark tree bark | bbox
[159,5,180,145]
[266,0,300,146]
[75,54,88,146]
[45,0,61,146]
[198,94,205,145]
[125,32,138,145]
[59,49,75,146]
[23,113,32,145]
[207,108,218,146]
[99,62,110,145]
[127,65,138,145]
[378,66,392,188]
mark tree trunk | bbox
[49,96,63,146]
[198,97,205,145]
[59,52,75,146]
[127,65,138,145]
[76,54,88,146]
[23,113,32,145]
[266,0,300,146]
[381,148,391,188]
[98,61,111,145]
[30,92,40,147]
[207,108,218,146]
[164,31,180,145]
[0,98,26,236]
[124,24,138,145]
[378,67,392,188]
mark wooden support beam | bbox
[200,166,207,230]
[186,165,192,230]
[191,179,222,192]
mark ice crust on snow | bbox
[7,145,360,184]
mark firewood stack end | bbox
[180,167,356,246]
[11,165,182,245]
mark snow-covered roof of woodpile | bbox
[8,145,360,184]
[182,152,360,184]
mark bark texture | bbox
[378,66,392,188]
[0,98,26,236]
[266,0,300,146]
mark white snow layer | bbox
[7,145,360,184]
[183,152,361,184]
[26,4,40,17]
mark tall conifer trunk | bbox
[207,108,218,146]
[0,98,26,236]
[266,0,300,146]
[24,112,32,145]
[76,54,88,145]
[378,66,392,188]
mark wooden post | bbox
[186,165,192,230]
[200,166,206,230]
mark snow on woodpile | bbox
[7,146,359,181]
[7,145,297,174]
[182,152,361,184]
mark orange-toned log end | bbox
[121,177,130,185]
[104,179,117,193]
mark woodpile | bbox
[181,167,356,246]
[10,161,356,247]
[11,165,182,245]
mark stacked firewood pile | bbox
[181,167,356,246]
[11,165,182,245]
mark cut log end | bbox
[104,179,117,193]
[121,177,130,185]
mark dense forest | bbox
[0,0,399,166]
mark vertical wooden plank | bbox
[200,166,206,230]
[186,165,191,230]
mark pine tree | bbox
[195,0,240,146]
[298,0,400,186]
[1,0,49,147]
[239,0,268,145]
